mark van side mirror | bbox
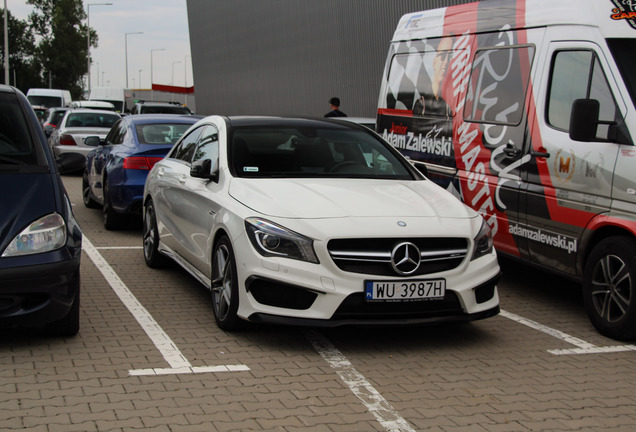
[569,99,599,142]
[191,158,219,182]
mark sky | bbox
[8,0,193,91]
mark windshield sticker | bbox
[611,0,636,28]
[508,222,578,254]
[243,166,259,172]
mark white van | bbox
[377,0,636,340]
[88,87,133,113]
[26,88,72,108]
[71,100,116,111]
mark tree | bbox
[28,0,98,99]
[0,8,40,90]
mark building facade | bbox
[186,0,475,118]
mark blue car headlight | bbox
[2,213,67,257]
[245,217,319,263]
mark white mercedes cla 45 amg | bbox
[143,115,500,330]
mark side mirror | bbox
[191,158,219,182]
[84,136,102,146]
[569,99,599,142]
[412,161,429,177]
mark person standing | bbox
[324,97,347,118]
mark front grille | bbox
[328,237,468,276]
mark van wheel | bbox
[46,274,80,337]
[583,236,636,340]
[82,171,99,209]
[143,200,168,268]
[211,236,241,331]
[103,178,125,230]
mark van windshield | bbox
[27,95,63,108]
[607,38,636,109]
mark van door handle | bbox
[178,175,187,184]
[157,168,165,177]
[531,146,550,158]
[503,143,521,157]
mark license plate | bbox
[365,279,446,302]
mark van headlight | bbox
[2,213,66,257]
[245,217,319,263]
[471,219,494,260]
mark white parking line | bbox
[500,309,636,355]
[306,330,416,432]
[82,236,250,376]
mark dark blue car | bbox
[0,85,82,336]
[83,114,200,230]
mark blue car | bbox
[83,114,201,230]
[0,85,82,336]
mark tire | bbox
[82,171,99,209]
[583,236,636,341]
[46,275,80,337]
[143,200,168,268]
[103,178,125,230]
[211,236,241,331]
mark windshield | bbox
[231,126,415,180]
[27,95,62,108]
[0,93,45,168]
[136,123,193,144]
[65,112,120,128]
[607,38,636,108]
[141,105,191,114]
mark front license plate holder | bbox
[365,279,446,302]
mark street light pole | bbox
[86,3,112,94]
[125,32,143,88]
[150,48,165,101]
[4,0,9,85]
[171,61,181,86]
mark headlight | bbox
[471,218,494,260]
[245,217,319,263]
[2,213,67,257]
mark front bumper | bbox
[0,257,80,327]
[234,231,501,327]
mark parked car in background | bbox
[48,109,121,173]
[26,88,72,108]
[41,107,70,138]
[129,101,193,115]
[143,116,500,330]
[0,85,82,336]
[83,114,200,230]
[71,100,117,111]
[32,105,49,124]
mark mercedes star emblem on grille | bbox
[391,242,421,275]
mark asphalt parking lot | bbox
[2,173,636,432]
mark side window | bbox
[192,126,219,164]
[171,126,204,163]
[464,46,535,125]
[547,50,619,139]
[105,119,126,145]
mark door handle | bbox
[178,175,187,184]
[531,146,550,158]
[157,168,165,177]
[503,143,521,157]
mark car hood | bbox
[228,178,474,219]
[0,173,56,252]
